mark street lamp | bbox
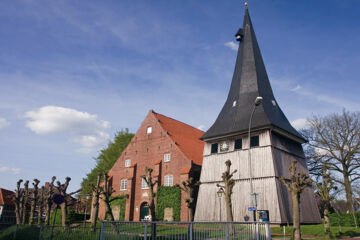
[83,194,90,227]
[248,96,263,221]
[217,187,225,221]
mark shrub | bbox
[329,212,360,227]
[109,195,126,221]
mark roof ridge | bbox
[152,111,204,134]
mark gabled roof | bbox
[153,111,204,166]
[0,188,14,205]
[202,7,304,142]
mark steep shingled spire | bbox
[202,7,304,142]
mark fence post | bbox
[265,223,271,240]
[66,226,71,240]
[225,223,228,240]
[13,224,18,240]
[256,223,260,240]
[99,221,104,240]
[189,222,193,240]
[144,222,148,240]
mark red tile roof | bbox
[153,112,204,166]
[0,188,14,205]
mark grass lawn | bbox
[271,224,360,239]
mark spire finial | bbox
[245,1,248,7]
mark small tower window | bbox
[232,101,237,107]
[164,153,171,162]
[234,139,242,150]
[211,143,218,154]
[125,159,131,167]
[147,127,152,134]
[250,136,259,147]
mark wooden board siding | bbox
[195,129,321,224]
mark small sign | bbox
[248,207,256,211]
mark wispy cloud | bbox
[291,84,302,91]
[197,125,206,131]
[291,118,308,129]
[224,41,238,51]
[0,117,10,129]
[0,166,20,175]
[24,106,110,152]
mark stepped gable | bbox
[153,111,204,166]
[202,7,304,142]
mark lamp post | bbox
[217,187,225,221]
[248,96,263,221]
[83,194,90,227]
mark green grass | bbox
[271,224,360,239]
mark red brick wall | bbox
[100,111,195,221]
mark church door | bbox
[140,202,149,220]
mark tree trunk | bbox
[324,208,331,239]
[45,201,52,225]
[292,193,301,240]
[60,202,67,226]
[343,173,358,228]
[15,204,21,224]
[90,193,99,231]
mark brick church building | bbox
[99,110,204,221]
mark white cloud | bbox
[291,84,302,91]
[291,118,308,129]
[24,106,110,151]
[0,166,21,175]
[197,125,206,131]
[0,117,10,129]
[224,41,238,51]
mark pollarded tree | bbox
[90,173,101,232]
[45,176,56,225]
[38,186,45,224]
[304,110,360,227]
[13,179,23,224]
[29,178,40,225]
[280,160,312,240]
[216,160,237,222]
[178,177,201,221]
[141,167,158,221]
[315,165,336,239]
[21,180,30,224]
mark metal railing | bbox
[100,221,272,240]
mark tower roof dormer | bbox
[202,7,304,142]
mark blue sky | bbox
[0,0,359,192]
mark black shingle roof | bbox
[202,7,305,142]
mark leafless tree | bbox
[38,186,45,224]
[141,167,158,239]
[315,165,336,238]
[29,178,40,224]
[21,180,29,224]
[90,173,101,232]
[303,110,360,227]
[13,179,23,224]
[178,177,200,221]
[280,160,312,240]
[45,176,56,225]
[217,160,237,222]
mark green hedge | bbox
[109,195,126,221]
[50,209,88,225]
[329,212,360,227]
[156,186,181,221]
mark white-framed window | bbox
[141,178,149,189]
[125,159,131,167]
[164,175,173,186]
[147,127,152,134]
[164,153,171,162]
[120,179,127,191]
